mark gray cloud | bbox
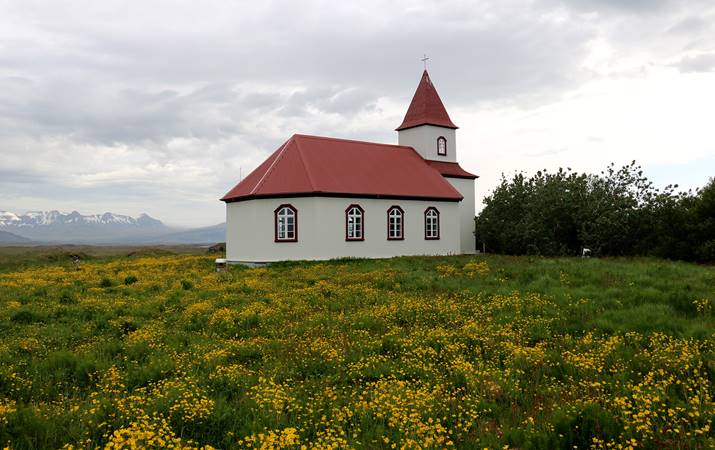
[553,0,674,12]
[673,53,715,73]
[0,1,597,144]
[667,15,711,35]
[0,0,714,226]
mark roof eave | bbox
[395,122,459,132]
[443,174,479,180]
[221,191,463,203]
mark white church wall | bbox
[446,177,476,254]
[226,196,461,263]
[397,125,456,162]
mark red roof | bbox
[396,70,458,131]
[426,161,478,179]
[221,134,464,203]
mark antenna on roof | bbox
[421,54,429,70]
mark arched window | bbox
[345,204,365,241]
[424,207,440,240]
[387,206,404,240]
[437,136,447,156]
[274,204,297,242]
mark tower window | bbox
[437,136,447,156]
[387,206,404,240]
[424,207,440,240]
[274,204,297,242]
[345,204,364,241]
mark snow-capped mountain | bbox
[0,211,21,224]
[0,210,224,245]
[0,210,163,228]
[0,210,169,243]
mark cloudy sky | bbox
[1,0,714,227]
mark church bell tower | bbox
[396,70,458,163]
[397,68,477,255]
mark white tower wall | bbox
[398,125,457,162]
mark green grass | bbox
[314,255,715,338]
[0,251,712,449]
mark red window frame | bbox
[345,204,365,241]
[424,207,440,240]
[387,205,404,240]
[274,204,298,242]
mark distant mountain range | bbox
[0,230,32,244]
[148,223,227,244]
[0,210,225,245]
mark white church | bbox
[221,70,478,263]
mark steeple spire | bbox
[396,70,458,131]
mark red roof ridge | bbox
[294,133,432,170]
[293,133,410,150]
[292,135,317,192]
[249,138,291,196]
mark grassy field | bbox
[0,245,207,273]
[0,250,712,449]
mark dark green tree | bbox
[475,163,713,261]
[694,178,715,261]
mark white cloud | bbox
[461,64,715,210]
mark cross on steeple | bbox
[421,54,429,70]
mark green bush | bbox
[697,239,715,261]
[123,275,138,285]
[476,164,713,262]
